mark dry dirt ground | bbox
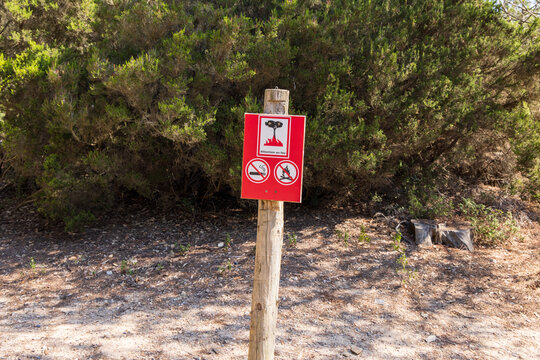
[0,200,539,360]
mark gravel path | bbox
[1,204,539,359]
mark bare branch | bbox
[499,0,539,24]
[0,19,12,36]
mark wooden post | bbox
[248,89,289,360]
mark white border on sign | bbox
[298,115,306,202]
[245,158,270,184]
[274,160,299,186]
[256,114,291,158]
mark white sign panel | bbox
[257,116,290,158]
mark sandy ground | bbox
[0,203,539,360]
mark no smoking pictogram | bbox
[274,160,299,185]
[245,159,270,183]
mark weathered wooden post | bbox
[247,89,288,360]
[241,88,305,359]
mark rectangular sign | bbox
[241,113,306,203]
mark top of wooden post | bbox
[264,89,289,115]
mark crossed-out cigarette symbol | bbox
[246,159,270,183]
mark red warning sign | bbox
[241,113,306,203]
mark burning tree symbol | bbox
[264,120,283,146]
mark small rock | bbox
[420,312,429,319]
[349,345,363,355]
[374,298,385,305]
[217,242,225,248]
[426,335,437,343]
[106,270,113,275]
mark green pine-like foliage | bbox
[0,0,538,229]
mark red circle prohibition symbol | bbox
[245,158,270,183]
[274,160,299,186]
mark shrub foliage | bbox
[0,0,539,228]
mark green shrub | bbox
[407,187,455,219]
[287,233,297,247]
[459,198,520,246]
[358,225,371,244]
[35,154,111,231]
[404,171,455,219]
[0,0,538,230]
[391,231,416,283]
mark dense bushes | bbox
[1,0,539,229]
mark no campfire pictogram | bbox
[274,160,299,185]
[258,116,290,157]
[245,159,270,183]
